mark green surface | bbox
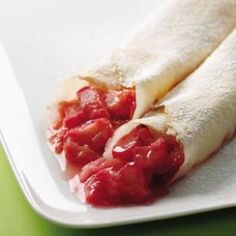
[0,146,236,236]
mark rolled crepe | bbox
[105,28,236,183]
[77,0,236,118]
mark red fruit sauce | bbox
[49,86,136,158]
[80,127,184,206]
[49,85,184,207]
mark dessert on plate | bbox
[100,29,236,206]
[67,28,236,206]
[48,0,236,206]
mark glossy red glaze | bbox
[80,158,125,183]
[67,118,114,153]
[49,86,184,207]
[82,126,184,207]
[112,127,154,161]
[64,138,101,167]
[49,86,136,166]
[103,89,136,120]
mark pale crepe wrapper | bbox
[74,0,236,118]
[105,28,236,184]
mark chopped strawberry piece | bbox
[137,127,156,144]
[83,162,150,206]
[77,86,101,108]
[64,138,101,167]
[53,101,82,129]
[134,138,170,174]
[98,158,125,171]
[104,89,136,120]
[64,110,86,128]
[132,146,149,166]
[79,158,106,183]
[85,169,121,206]
[84,105,110,120]
[112,127,155,161]
[67,118,114,153]
[118,163,150,203]
[112,131,141,161]
[80,158,125,183]
[62,102,80,119]
[77,86,109,120]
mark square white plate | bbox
[0,0,236,228]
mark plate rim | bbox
[1,131,236,228]
[1,37,236,228]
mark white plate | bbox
[0,0,236,228]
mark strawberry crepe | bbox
[98,28,236,206]
[48,0,236,206]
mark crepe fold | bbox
[105,28,236,183]
[78,0,236,118]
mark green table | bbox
[0,146,235,236]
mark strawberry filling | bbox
[49,85,184,207]
[50,85,136,164]
[80,126,184,206]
